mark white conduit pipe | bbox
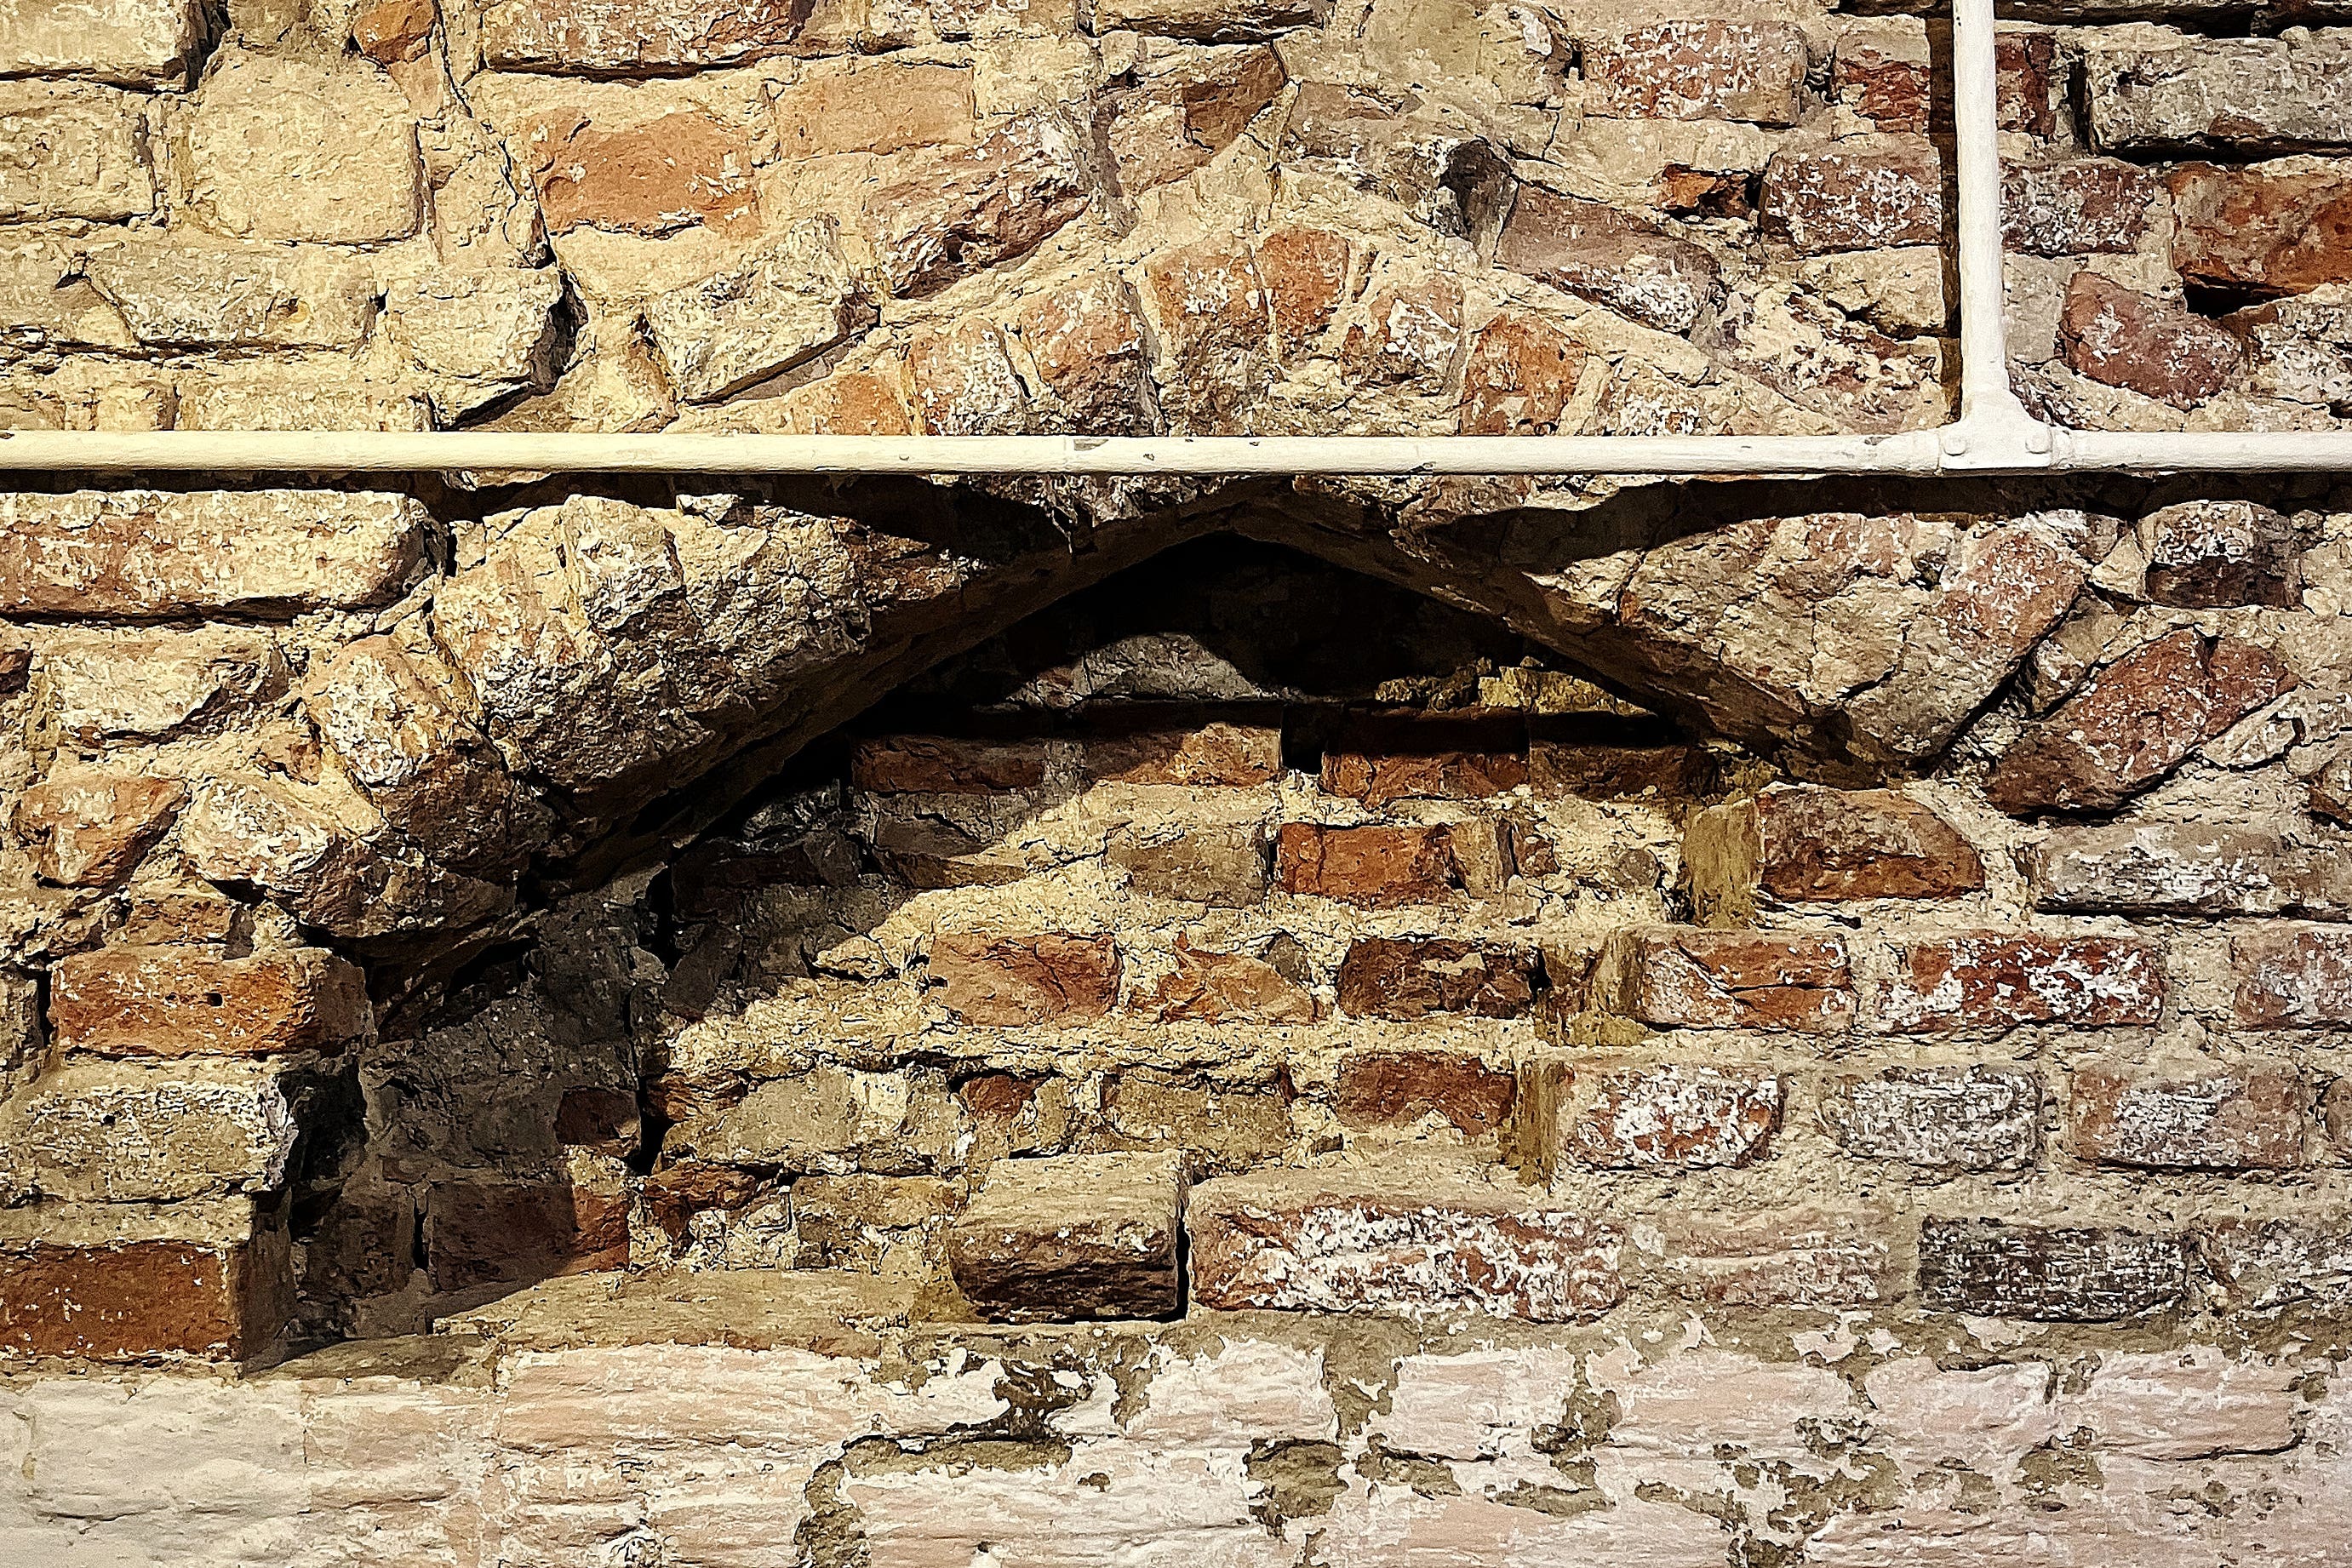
[0,0,2330,478]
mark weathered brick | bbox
[930,934,1120,1026]
[1603,928,1853,1033]
[639,1160,770,1241]
[0,1202,286,1362]
[1332,1051,1517,1135]
[1342,268,1463,387]
[1874,934,2166,1033]
[1323,748,1526,806]
[0,491,427,619]
[424,1180,628,1293]
[40,626,287,747]
[2003,160,2160,256]
[1633,1211,1893,1308]
[1989,630,2294,814]
[2227,289,2352,409]
[1918,1220,2185,1320]
[2138,500,2299,609]
[2035,823,2352,917]
[484,0,815,72]
[2198,1216,2352,1308]
[1336,938,1540,1020]
[524,107,758,237]
[1187,1170,1623,1320]
[1834,26,1929,133]
[2235,926,2352,1026]
[1819,1066,2041,1171]
[1569,1063,1785,1169]
[1276,822,1468,907]
[1107,821,1271,906]
[2069,1064,2308,1170]
[859,117,1091,298]
[0,1059,309,1205]
[1529,741,1714,800]
[1079,724,1281,786]
[1581,20,1809,127]
[2000,32,2059,139]
[2057,272,2242,408]
[0,0,207,84]
[2171,162,2352,300]
[851,735,1049,794]
[1762,139,1944,255]
[1496,188,1720,335]
[1458,308,1588,435]
[1134,942,1313,1023]
[2088,37,2352,157]
[50,947,369,1060]
[0,82,152,223]
[947,1152,1182,1322]
[1686,785,1983,920]
[12,764,186,887]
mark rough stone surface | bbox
[1685,785,1984,918]
[2089,37,2352,156]
[49,948,369,1059]
[1334,938,1539,1019]
[1762,139,1944,255]
[2170,161,2352,300]
[641,221,862,403]
[1603,928,1853,1033]
[947,1152,1182,1321]
[2059,272,2244,408]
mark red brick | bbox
[2069,1064,2308,1170]
[1321,749,1527,806]
[1276,822,1467,907]
[1079,723,1281,786]
[1569,1063,1785,1169]
[1819,1066,2042,1171]
[1135,942,1313,1023]
[1529,741,1714,799]
[12,764,187,887]
[850,735,1048,793]
[930,933,1121,1026]
[2057,272,2241,408]
[1834,40,1928,132]
[523,108,758,237]
[1988,630,2294,814]
[2004,160,2161,256]
[1604,928,1854,1033]
[2235,926,2352,1027]
[51,946,369,1058]
[2170,162,2352,300]
[1332,1051,1518,1135]
[425,1181,630,1293]
[1458,309,1588,435]
[1582,20,1809,126]
[1496,188,1721,335]
[352,0,436,63]
[1762,139,1944,255]
[0,1232,284,1362]
[1687,785,1983,920]
[1919,1220,2183,1321]
[1255,225,1351,358]
[1187,1170,1623,1320]
[1875,932,2164,1033]
[1634,1211,1893,1308]
[1335,937,1539,1020]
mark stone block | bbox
[1138,232,1277,431]
[83,240,381,351]
[2034,823,2352,917]
[930,934,1120,1025]
[1600,927,1853,1033]
[708,1066,966,1175]
[773,62,976,158]
[178,49,421,244]
[1091,0,1316,43]
[2199,1216,2352,1308]
[0,489,425,619]
[857,116,1091,298]
[484,0,816,72]
[0,0,207,84]
[904,317,1029,434]
[0,82,152,222]
[2235,926,2352,1025]
[1104,42,1285,197]
[2003,160,2160,256]
[424,1180,629,1293]
[1187,1168,1623,1320]
[1108,821,1272,906]
[1580,20,1809,126]
[1685,785,1983,921]
[0,1199,287,1362]
[2069,1064,2308,1169]
[1275,822,1471,907]
[1079,724,1282,786]
[947,1151,1182,1321]
[1819,1066,2041,1171]
[1331,1051,1517,1135]
[2228,290,2352,408]
[1496,187,1720,335]
[1092,1070,1292,1173]
[1529,741,1713,799]
[2138,499,2299,608]
[523,107,758,237]
[1708,282,1943,433]
[38,626,285,747]
[49,947,369,1060]
[0,1058,306,1204]
[850,735,1049,793]
[1334,938,1539,1020]
[643,221,863,403]
[2171,160,2352,300]
[1457,308,1588,435]
[12,764,186,886]
[385,268,566,421]
[2058,272,2241,408]
[1016,274,1154,433]
[1762,138,1944,255]
[2088,37,2352,156]
[1256,224,1350,358]
[1566,1062,1785,1169]
[1874,933,2166,1033]
[1133,943,1314,1023]
[1340,266,1464,392]
[1917,1220,2185,1320]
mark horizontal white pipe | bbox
[2054,430,2352,472]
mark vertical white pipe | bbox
[1949,0,2026,427]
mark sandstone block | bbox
[930,933,1120,1025]
[1633,1211,1893,1308]
[37,627,286,746]
[1334,938,1539,1020]
[2227,289,2352,408]
[643,221,862,403]
[1457,309,1588,434]
[2034,823,2352,917]
[0,1059,306,1204]
[1138,233,1276,431]
[1818,1066,2041,1171]
[2003,160,2160,256]
[1108,821,1271,906]
[1708,283,1943,433]
[1874,933,2166,1033]
[858,116,1091,298]
[1135,943,1314,1023]
[1332,1051,1517,1135]
[1528,741,1713,799]
[0,82,152,222]
[50,947,369,1059]
[524,107,758,237]
[0,491,423,621]
[0,0,207,84]
[851,735,1048,793]
[2138,499,2298,608]
[2170,161,2352,300]
[352,0,438,62]
[83,242,380,351]
[1581,20,1809,126]
[1094,1070,1291,1173]
[1989,629,2293,813]
[774,62,976,158]
[384,268,566,421]
[484,0,815,72]
[1104,42,1285,197]
[1079,724,1282,786]
[178,50,421,244]
[1568,1062,1784,1168]
[904,317,1030,434]
[1275,822,1468,907]
[2058,272,2241,407]
[1917,1220,2185,1320]
[2235,926,2352,1025]
[1321,748,1526,805]
[2088,37,2352,156]
[2069,1064,2307,1169]
[0,1200,285,1362]
[707,1066,966,1176]
[1187,1169,1623,1320]
[1092,0,1316,43]
[1256,224,1350,358]
[947,1152,1182,1322]
[1762,139,1944,255]
[12,764,186,886]
[1685,785,1983,920]
[1602,927,1853,1033]
[1496,187,1720,335]
[1016,274,1154,433]
[1340,270,1463,391]
[425,1180,628,1292]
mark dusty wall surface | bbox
[15,0,2352,1564]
